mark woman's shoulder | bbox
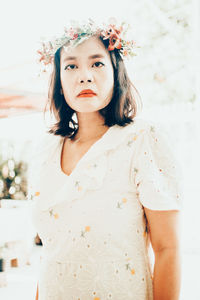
[117,117,174,157]
[131,117,174,151]
[102,117,162,154]
[120,117,164,138]
[132,117,163,131]
[30,132,63,162]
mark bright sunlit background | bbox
[0,0,200,299]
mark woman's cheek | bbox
[61,74,73,89]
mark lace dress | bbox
[29,118,182,300]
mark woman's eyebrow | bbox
[63,54,105,62]
[88,54,105,59]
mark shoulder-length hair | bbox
[47,36,142,137]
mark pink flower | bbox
[123,49,128,56]
[37,50,44,62]
[64,27,79,40]
[72,33,78,40]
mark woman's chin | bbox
[73,102,105,113]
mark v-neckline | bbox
[58,125,114,178]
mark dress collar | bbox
[55,121,137,165]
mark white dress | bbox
[29,118,183,300]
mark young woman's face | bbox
[60,36,114,113]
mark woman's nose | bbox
[80,78,92,83]
[78,69,93,83]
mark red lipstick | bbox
[77,89,97,97]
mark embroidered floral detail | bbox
[127,140,134,147]
[122,197,127,203]
[49,209,53,217]
[81,226,91,237]
[125,263,135,275]
[127,134,138,147]
[117,197,127,208]
[75,181,80,187]
[133,135,138,141]
[125,256,131,261]
[150,126,155,132]
[54,213,59,219]
[75,180,83,191]
[85,226,91,232]
[87,163,98,170]
[131,268,135,275]
[117,202,122,209]
[81,231,85,237]
[29,190,41,200]
[49,209,59,219]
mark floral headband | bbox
[37,18,139,72]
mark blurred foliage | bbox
[0,142,28,200]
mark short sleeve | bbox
[27,133,57,200]
[131,122,183,211]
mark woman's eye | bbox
[64,64,77,70]
[92,61,105,68]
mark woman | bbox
[31,18,182,300]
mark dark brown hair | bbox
[47,36,142,137]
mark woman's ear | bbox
[60,88,63,95]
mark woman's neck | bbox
[74,112,108,143]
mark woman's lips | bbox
[77,89,97,98]
[77,93,96,98]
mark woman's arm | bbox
[35,283,39,300]
[144,208,182,300]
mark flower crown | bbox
[37,18,139,72]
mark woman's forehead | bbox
[60,36,109,62]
